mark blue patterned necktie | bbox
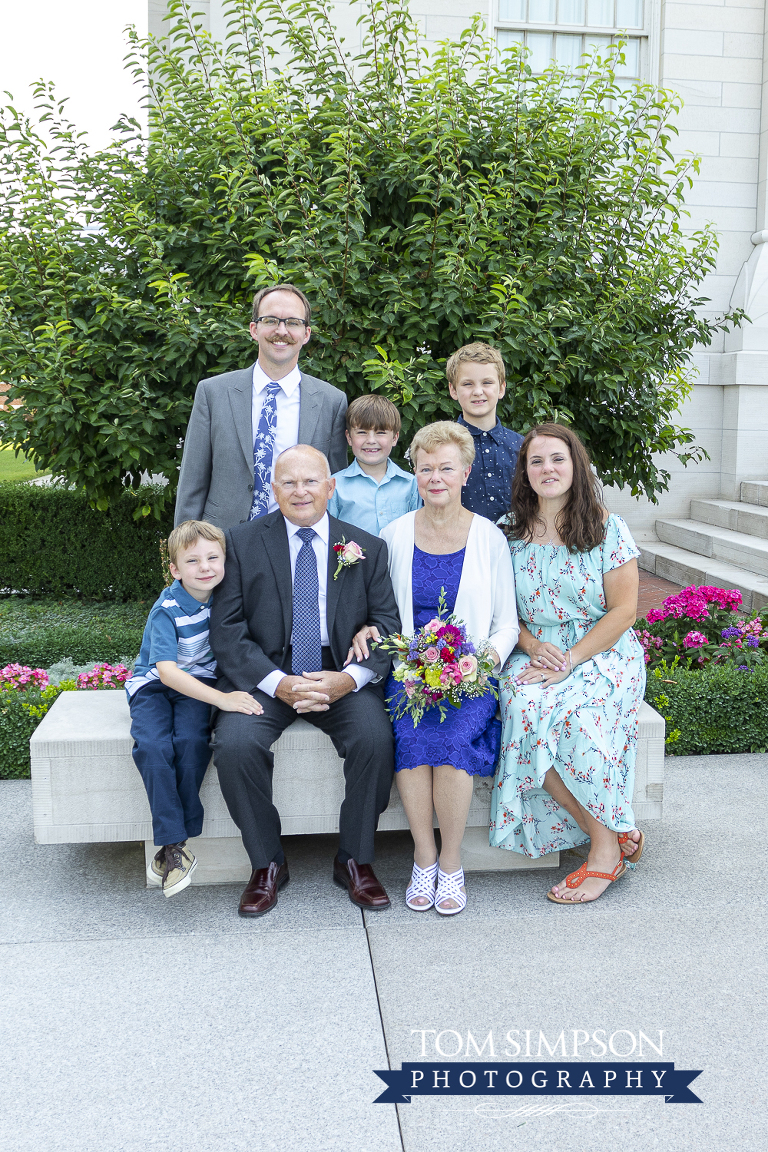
[249,380,281,520]
[292,528,323,675]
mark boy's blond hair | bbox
[445,342,506,387]
[167,520,226,568]
[346,394,401,435]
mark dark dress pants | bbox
[129,678,215,847]
[212,687,394,870]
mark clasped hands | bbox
[515,640,572,688]
[275,670,356,713]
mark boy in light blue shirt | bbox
[329,394,420,535]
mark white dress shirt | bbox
[257,513,375,697]
[252,361,302,514]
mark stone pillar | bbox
[720,232,768,497]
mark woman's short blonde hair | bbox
[409,421,475,470]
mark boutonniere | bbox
[332,537,366,580]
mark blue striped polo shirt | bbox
[125,579,217,698]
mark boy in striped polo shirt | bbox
[126,521,263,897]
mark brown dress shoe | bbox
[238,862,289,917]
[333,856,390,910]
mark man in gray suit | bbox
[174,283,348,529]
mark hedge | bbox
[0,483,172,600]
[0,598,147,667]
[645,663,768,756]
[0,682,75,778]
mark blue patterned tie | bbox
[249,380,281,520]
[292,528,323,674]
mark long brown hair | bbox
[506,423,606,552]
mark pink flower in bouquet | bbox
[438,624,463,643]
[682,631,708,649]
[404,679,418,698]
[458,654,478,681]
[440,664,463,686]
[424,618,443,633]
[424,647,440,662]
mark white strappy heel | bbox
[435,866,466,916]
[406,860,439,910]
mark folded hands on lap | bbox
[275,670,356,713]
[514,640,571,689]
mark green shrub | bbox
[0,597,147,667]
[0,681,76,779]
[0,2,742,511]
[0,483,171,600]
[645,663,768,756]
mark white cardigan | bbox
[380,512,520,672]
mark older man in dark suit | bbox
[174,283,348,529]
[209,444,400,916]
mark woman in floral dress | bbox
[489,424,645,903]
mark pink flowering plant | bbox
[635,585,768,672]
[0,664,50,691]
[376,590,499,726]
[76,663,130,690]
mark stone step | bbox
[637,540,768,611]
[740,480,768,507]
[689,498,768,540]
[655,518,768,578]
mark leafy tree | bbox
[0,0,743,516]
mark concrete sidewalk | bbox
[1,754,766,1152]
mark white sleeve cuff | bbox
[344,664,376,692]
[257,669,286,698]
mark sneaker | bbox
[158,843,197,898]
[146,847,166,887]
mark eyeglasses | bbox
[275,478,323,490]
[256,316,307,331]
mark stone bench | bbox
[30,691,665,885]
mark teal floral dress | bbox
[489,515,645,857]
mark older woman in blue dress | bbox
[350,422,518,914]
[490,423,645,903]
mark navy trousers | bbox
[129,678,215,847]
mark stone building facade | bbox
[148,1,768,601]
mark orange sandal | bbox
[546,857,626,904]
[618,829,645,864]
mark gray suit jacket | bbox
[174,363,348,529]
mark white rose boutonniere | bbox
[332,537,366,580]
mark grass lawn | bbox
[0,447,49,484]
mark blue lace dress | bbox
[386,546,501,776]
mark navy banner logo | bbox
[373,1062,702,1105]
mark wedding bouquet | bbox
[377,591,498,726]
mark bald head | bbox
[274,444,331,481]
[271,444,335,527]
